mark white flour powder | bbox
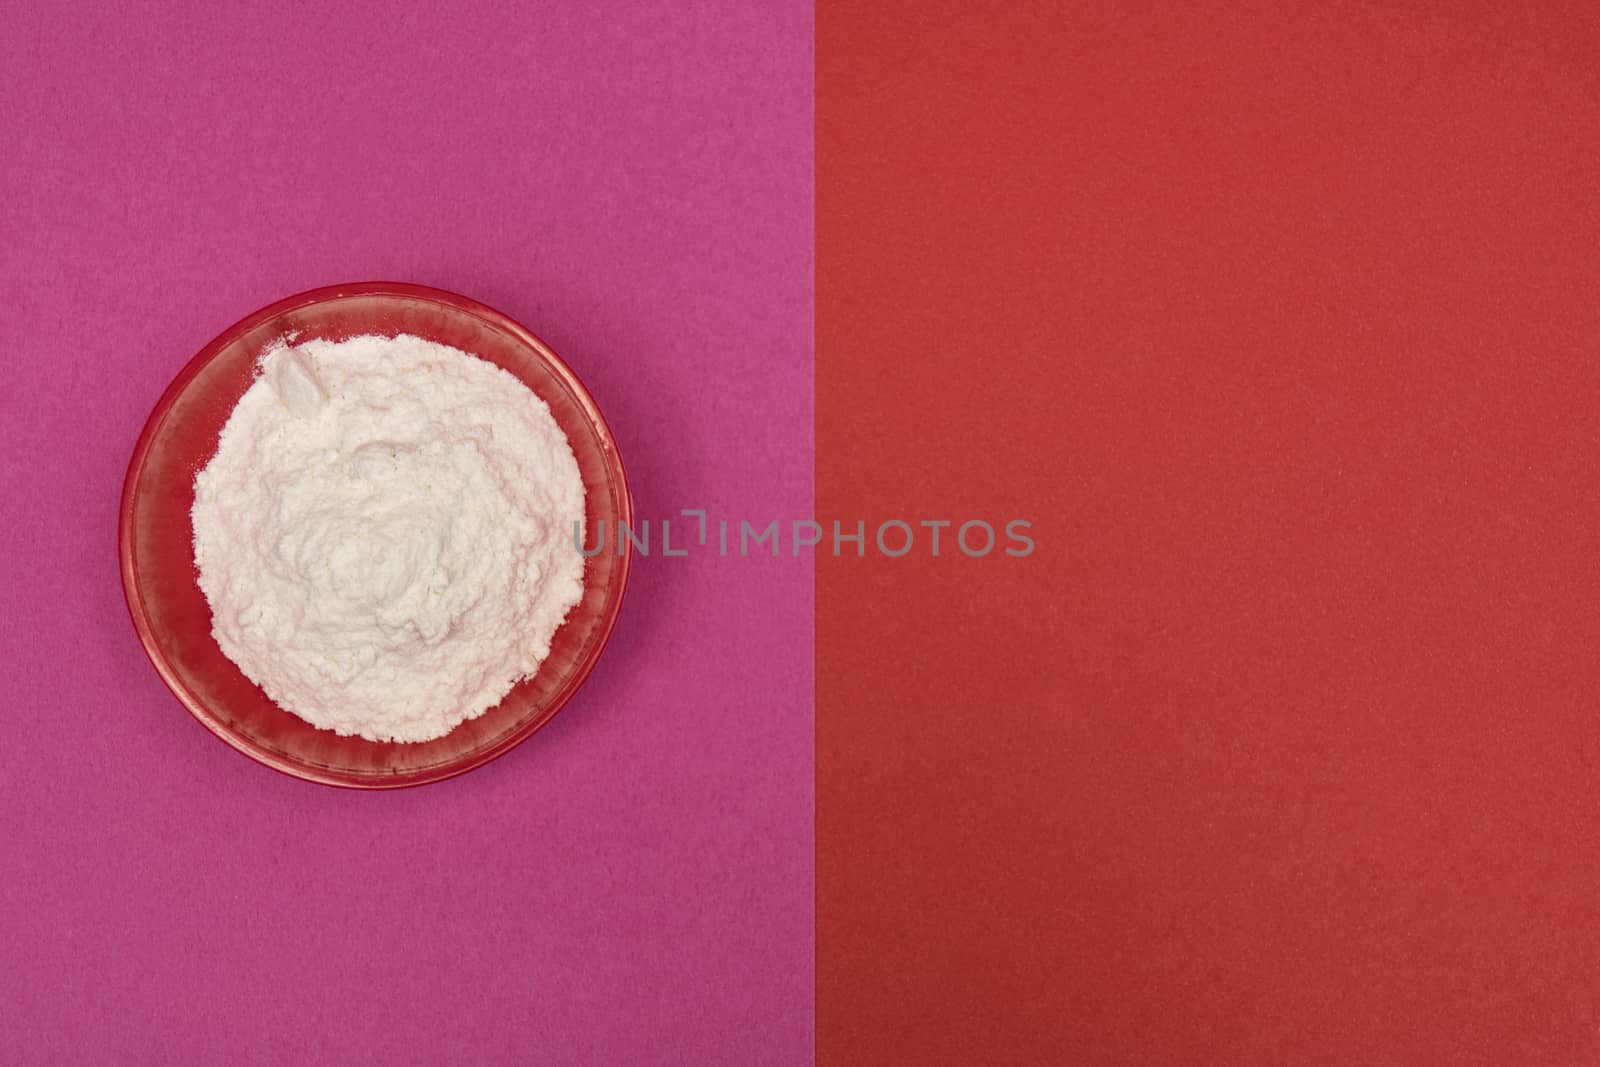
[192,334,585,743]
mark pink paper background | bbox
[0,3,813,1063]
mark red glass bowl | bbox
[119,282,632,788]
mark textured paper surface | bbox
[0,4,812,1063]
[818,2,1600,1064]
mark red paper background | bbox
[819,2,1600,1063]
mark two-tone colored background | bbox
[5,3,1600,1063]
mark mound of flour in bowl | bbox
[192,333,585,743]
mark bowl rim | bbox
[118,281,633,789]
